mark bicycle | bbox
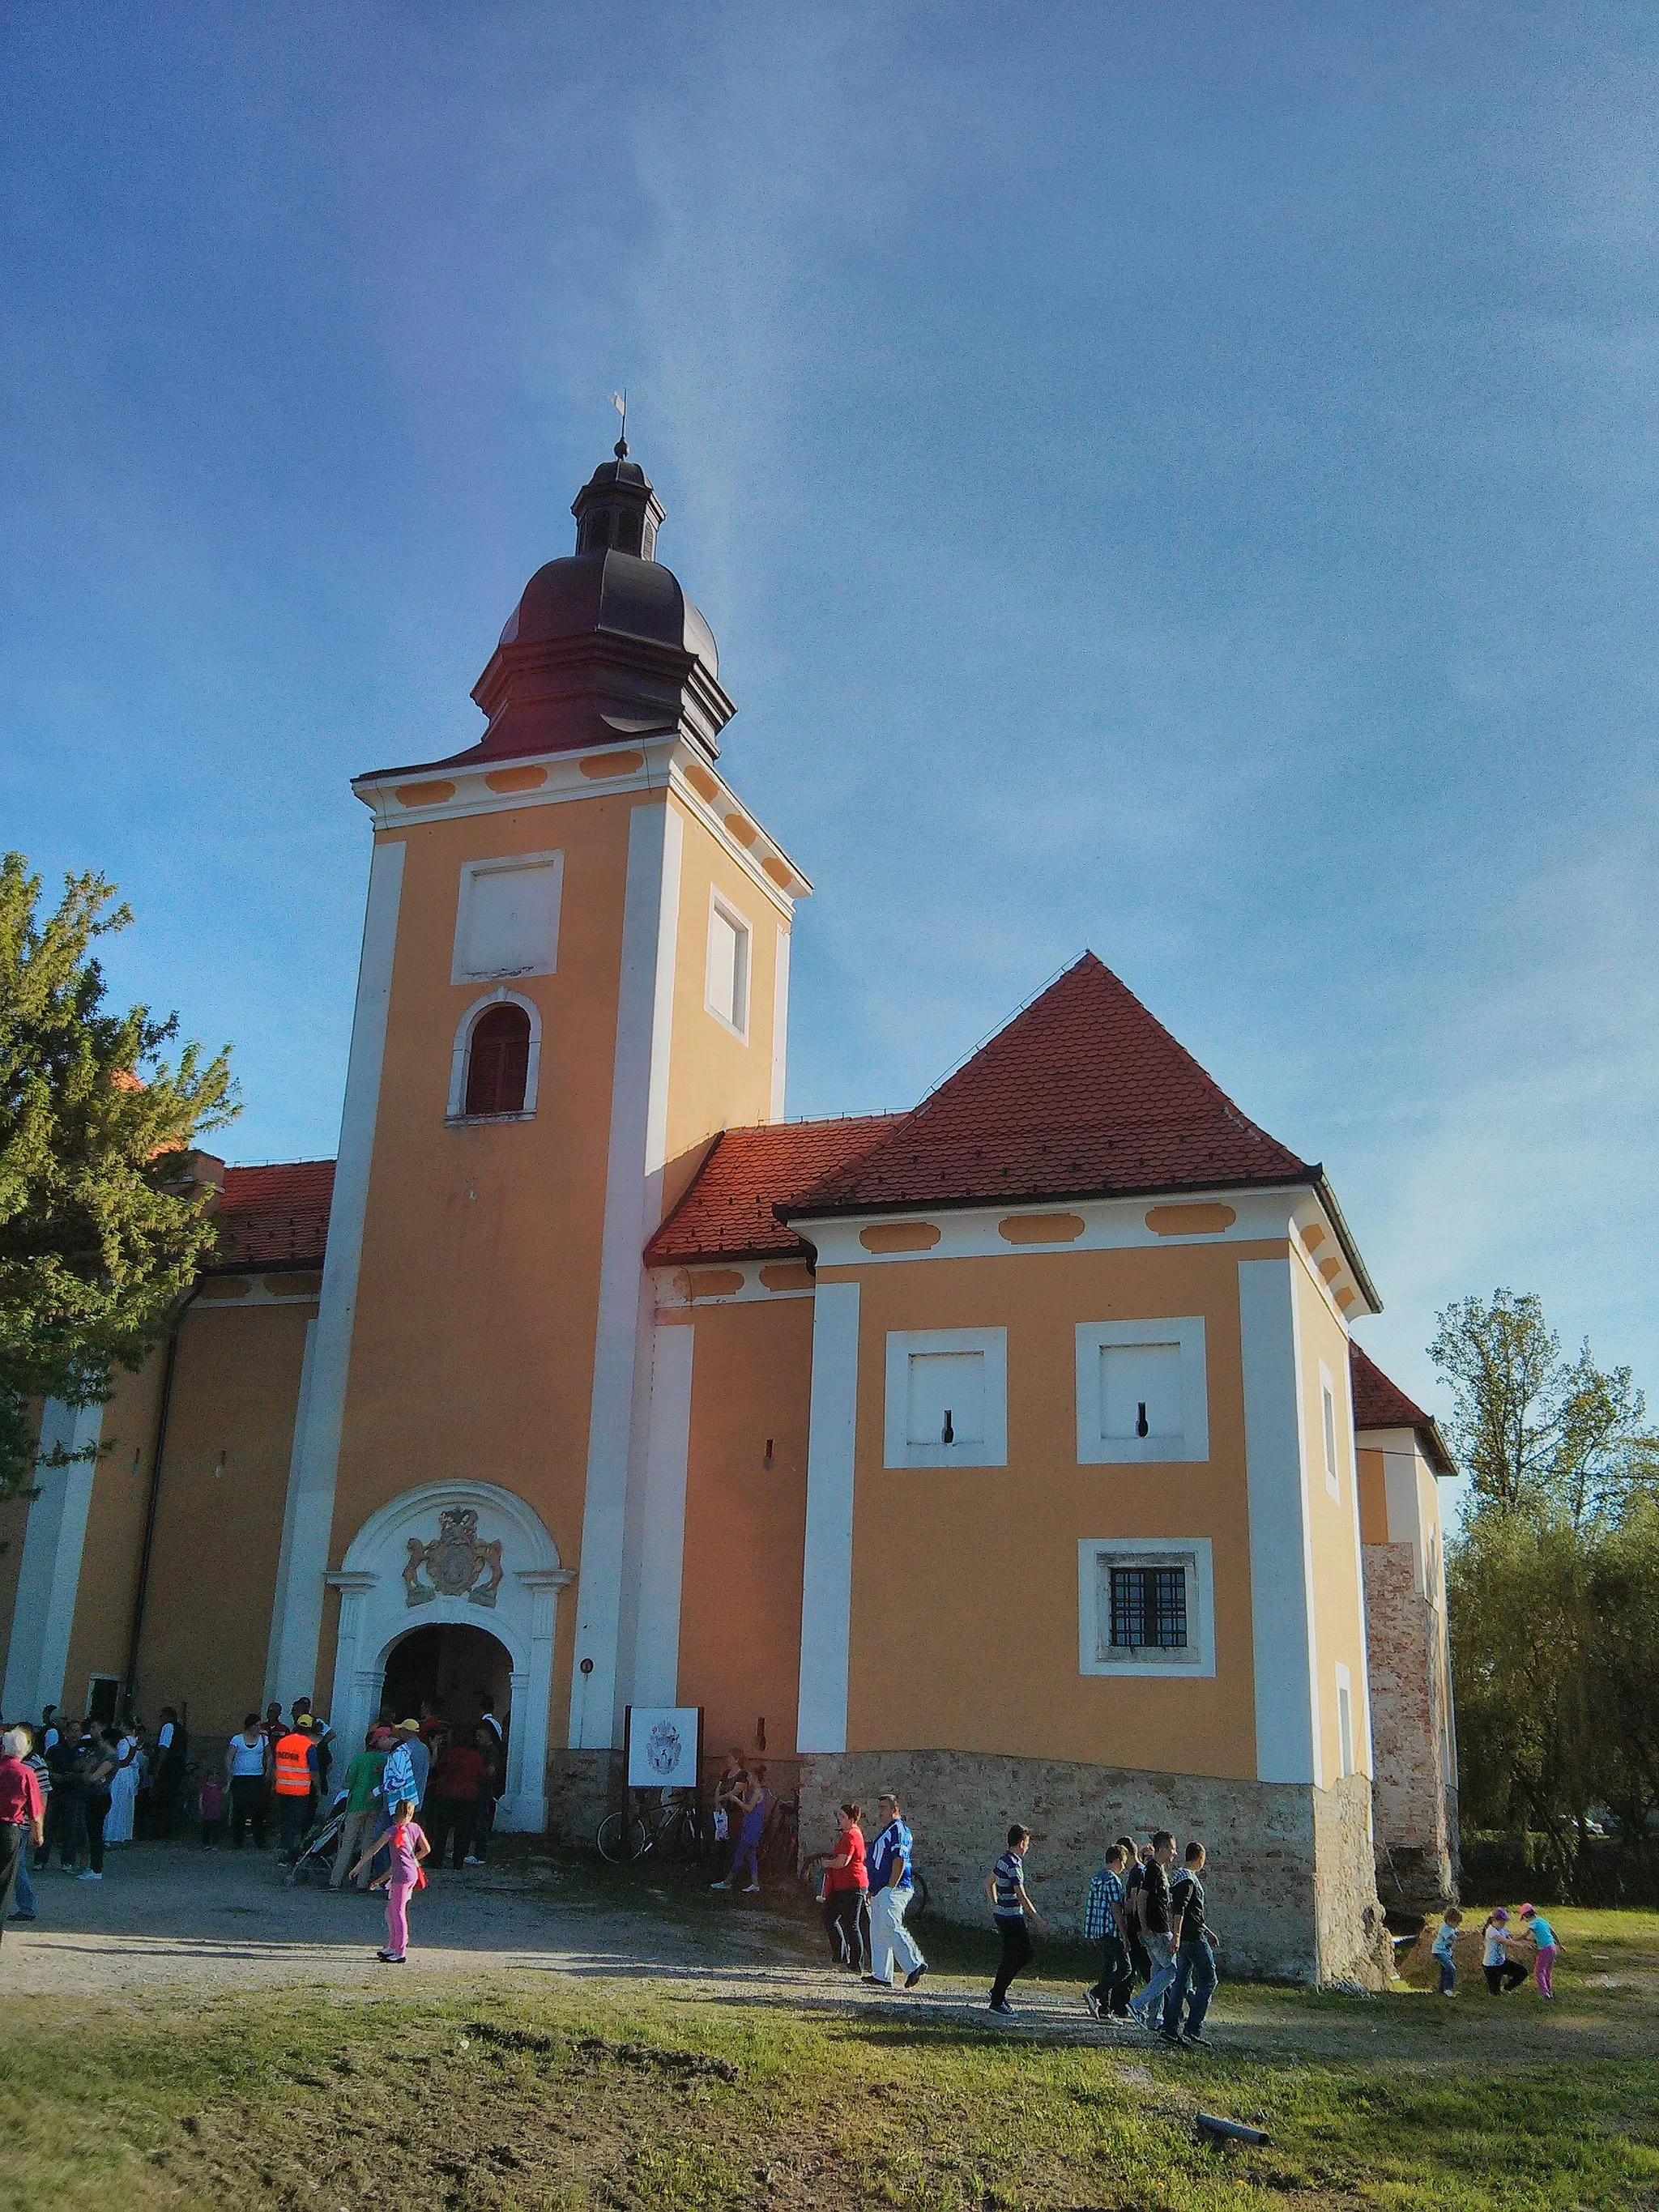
[759,1788,800,1880]
[595,1790,706,1865]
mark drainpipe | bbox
[122,1285,199,1719]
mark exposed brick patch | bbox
[1363,1543,1458,1909]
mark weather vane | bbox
[611,389,627,458]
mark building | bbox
[0,441,1458,1979]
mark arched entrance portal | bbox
[326,1480,570,1830]
[380,1622,513,1736]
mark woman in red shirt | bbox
[423,1734,488,1869]
[821,1801,869,1971]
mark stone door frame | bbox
[325,1478,572,1830]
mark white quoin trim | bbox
[267,836,405,1706]
[1238,1257,1321,1787]
[2,1399,104,1719]
[627,1324,697,1707]
[795,1281,861,1754]
[569,800,683,1750]
[263,1316,320,1712]
[326,1479,571,1831]
[446,987,544,1119]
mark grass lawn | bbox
[2,1869,1656,2210]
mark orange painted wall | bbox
[834,1242,1287,1780]
[1291,1253,1371,1783]
[663,793,787,1156]
[128,1299,316,1733]
[1356,1447,1390,1546]
[57,1350,169,1716]
[325,800,643,1735]
[673,1295,814,1761]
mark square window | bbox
[1076,1319,1208,1464]
[706,895,751,1037]
[1079,1539,1215,1676]
[885,1328,1008,1468]
[452,853,562,983]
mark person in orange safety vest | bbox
[273,1722,319,1862]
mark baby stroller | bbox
[284,1789,349,1886]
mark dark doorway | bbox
[379,1623,512,1745]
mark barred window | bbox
[1081,1541,1213,1676]
[1109,1565,1188,1651]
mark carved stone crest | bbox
[403,1507,504,1609]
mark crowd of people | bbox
[0,1688,507,1957]
[807,1803,1563,2036]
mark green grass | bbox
[2,1879,1657,2209]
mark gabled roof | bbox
[209,1160,335,1272]
[788,953,1318,1219]
[1350,1342,1455,1477]
[645,1115,904,1265]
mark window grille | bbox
[1109,1564,1188,1651]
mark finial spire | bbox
[610,388,628,459]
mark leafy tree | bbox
[1437,1289,1659,1899]
[0,854,237,1498]
[1430,1289,1659,1526]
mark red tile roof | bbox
[209,1160,335,1272]
[790,953,1316,1218]
[1350,1343,1455,1477]
[645,1115,904,1265]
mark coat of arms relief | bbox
[403,1507,504,1609]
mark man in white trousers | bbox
[864,1790,927,1991]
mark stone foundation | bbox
[543,1749,622,1846]
[800,1750,1390,1987]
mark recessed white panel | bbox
[1100,1341,1182,1444]
[906,1350,986,1447]
[453,852,563,983]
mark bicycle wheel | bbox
[669,1807,705,1863]
[596,1809,648,1863]
[907,1873,931,1920]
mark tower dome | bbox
[467,447,733,765]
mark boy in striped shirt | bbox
[985,1826,1046,2014]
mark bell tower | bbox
[266,448,810,1812]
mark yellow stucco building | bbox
[0,444,1457,1980]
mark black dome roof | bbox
[497,548,719,677]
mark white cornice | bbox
[792,1186,1377,1326]
[351,734,810,923]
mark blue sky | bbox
[5,3,1658,1443]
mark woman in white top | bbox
[103,1728,142,1843]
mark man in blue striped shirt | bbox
[1083,1842,1134,2019]
[985,1825,1046,2014]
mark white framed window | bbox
[706,891,752,1038]
[884,1328,1008,1469]
[1319,1360,1341,1501]
[1335,1660,1356,1778]
[1075,1319,1208,1464]
[1077,1537,1216,1677]
[451,851,563,984]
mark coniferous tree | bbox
[0,853,237,1498]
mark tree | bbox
[0,854,237,1498]
[1436,1289,1659,1899]
[1429,1289,1659,1527]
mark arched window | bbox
[463,1003,531,1117]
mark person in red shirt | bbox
[0,1727,46,1939]
[423,1733,488,1869]
[821,1801,870,1972]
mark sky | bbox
[4,3,1658,1448]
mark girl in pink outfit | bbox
[352,1797,429,1963]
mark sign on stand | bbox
[624,1706,702,1792]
